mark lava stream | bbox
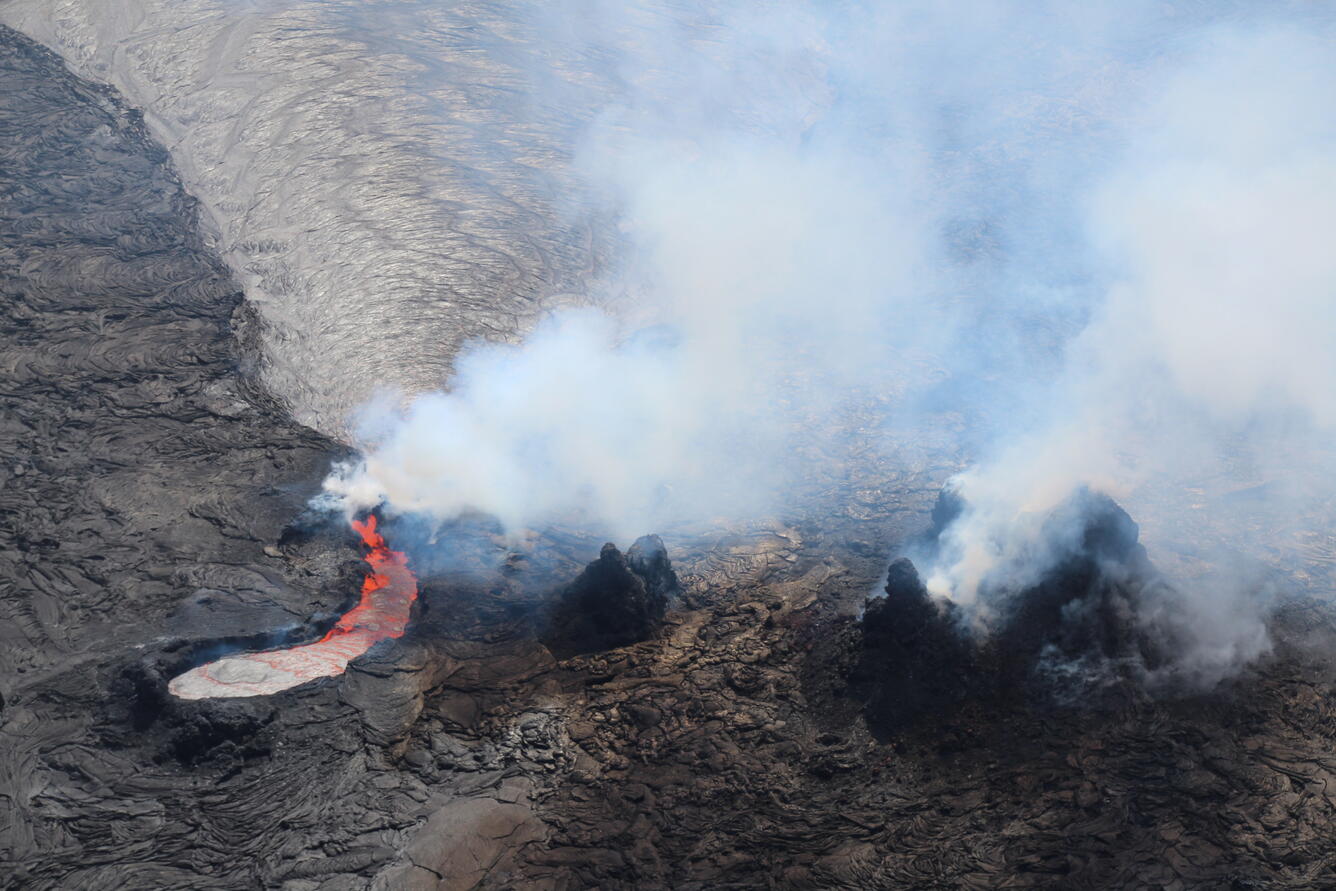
[168,516,418,699]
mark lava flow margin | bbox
[168,516,418,699]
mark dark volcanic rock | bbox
[928,481,967,541]
[541,535,678,659]
[0,26,354,887]
[12,19,1336,891]
[627,534,681,608]
[854,488,1175,736]
[989,489,1170,690]
[850,558,976,736]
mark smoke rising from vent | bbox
[326,138,940,538]
[323,2,1336,681]
[925,24,1336,681]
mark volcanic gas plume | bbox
[169,517,417,699]
[316,9,1336,703]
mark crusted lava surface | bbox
[11,23,1336,891]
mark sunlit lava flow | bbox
[169,516,418,699]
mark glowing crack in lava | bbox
[169,516,418,699]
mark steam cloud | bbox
[926,24,1336,682]
[324,2,1336,683]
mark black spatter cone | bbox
[850,558,977,737]
[541,534,680,660]
[852,487,1171,737]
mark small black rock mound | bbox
[542,535,680,659]
[849,558,976,736]
[854,487,1173,737]
[626,534,681,606]
[988,489,1169,689]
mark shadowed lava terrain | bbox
[11,21,1336,891]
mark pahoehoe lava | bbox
[11,19,1336,891]
[168,515,419,700]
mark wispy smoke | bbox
[325,137,939,537]
[325,2,1336,681]
[326,1,954,539]
[926,23,1336,681]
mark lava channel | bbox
[169,516,418,699]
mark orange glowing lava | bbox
[169,515,418,699]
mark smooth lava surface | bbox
[169,516,417,699]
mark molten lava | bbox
[169,516,418,699]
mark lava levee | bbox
[169,516,418,699]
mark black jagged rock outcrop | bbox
[626,534,681,608]
[542,536,678,659]
[989,489,1169,688]
[854,487,1174,736]
[850,558,976,737]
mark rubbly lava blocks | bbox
[114,654,279,765]
[853,488,1173,737]
[541,534,681,659]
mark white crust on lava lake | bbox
[167,641,357,699]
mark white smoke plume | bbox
[325,2,953,539]
[323,2,1336,683]
[926,24,1336,682]
[325,138,940,538]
